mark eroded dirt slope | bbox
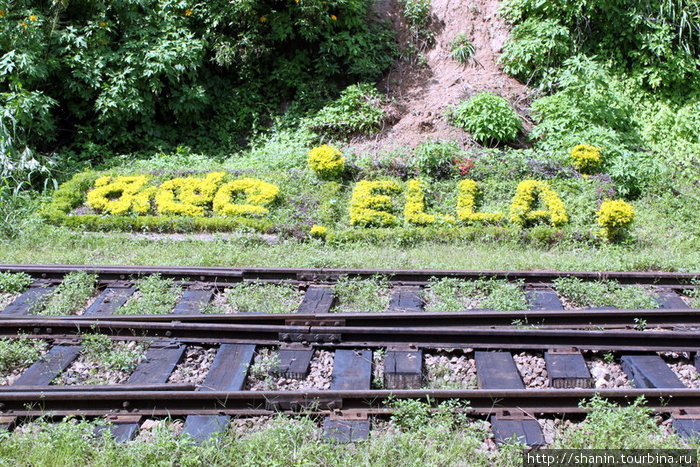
[349,0,534,154]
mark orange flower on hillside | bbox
[29,14,37,21]
[99,21,106,27]
[21,21,27,28]
[0,10,5,18]
[185,9,193,16]
[260,16,267,22]
[331,14,337,20]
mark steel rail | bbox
[6,308,699,328]
[1,264,697,287]
[1,389,699,417]
[2,319,699,351]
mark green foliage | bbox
[117,274,181,315]
[35,271,97,316]
[423,277,528,311]
[0,272,32,294]
[401,0,434,49]
[411,140,462,179]
[0,183,40,239]
[332,275,391,313]
[500,0,700,90]
[217,282,301,314]
[450,93,522,145]
[0,0,395,164]
[306,84,385,139]
[554,277,659,309]
[552,395,686,449]
[500,19,571,84]
[450,33,476,65]
[81,334,147,372]
[0,335,45,373]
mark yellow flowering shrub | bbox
[456,179,504,224]
[213,178,280,217]
[570,144,602,174]
[597,199,635,241]
[349,180,401,227]
[509,180,568,227]
[310,225,328,238]
[155,172,225,216]
[86,175,154,215]
[404,179,455,226]
[307,145,345,180]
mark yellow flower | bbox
[295,0,299,3]
[99,21,106,27]
[310,225,328,238]
[185,9,193,16]
[307,145,345,180]
[29,14,37,21]
[331,14,337,20]
[20,21,27,28]
[260,16,267,22]
[0,11,5,18]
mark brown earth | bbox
[347,0,536,155]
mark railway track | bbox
[0,264,699,445]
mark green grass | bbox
[422,278,528,311]
[0,335,46,374]
[79,334,148,373]
[211,282,302,314]
[33,271,97,316]
[0,272,32,294]
[0,397,693,466]
[116,274,182,315]
[554,277,659,309]
[683,279,700,308]
[1,221,698,273]
[332,276,391,313]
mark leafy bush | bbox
[569,144,602,174]
[596,199,635,241]
[499,18,571,84]
[307,145,345,180]
[411,140,462,179]
[450,93,522,145]
[401,0,434,48]
[0,1,395,162]
[306,84,385,138]
[450,33,476,65]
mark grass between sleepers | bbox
[207,282,302,314]
[422,278,528,312]
[332,276,391,313]
[116,274,182,315]
[553,277,660,309]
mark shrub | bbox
[450,33,476,65]
[401,0,434,48]
[411,140,462,179]
[212,178,280,217]
[86,175,154,215]
[450,93,522,144]
[570,144,602,174]
[509,180,568,227]
[349,180,402,227]
[155,172,226,216]
[596,199,635,241]
[456,179,504,224]
[307,145,345,180]
[404,179,455,226]
[306,84,385,138]
[309,225,328,239]
[499,18,571,84]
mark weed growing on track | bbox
[554,277,659,309]
[34,271,97,316]
[683,279,700,308]
[422,277,528,311]
[0,272,32,294]
[213,282,302,314]
[81,334,148,373]
[117,274,181,315]
[0,335,46,374]
[332,275,391,313]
